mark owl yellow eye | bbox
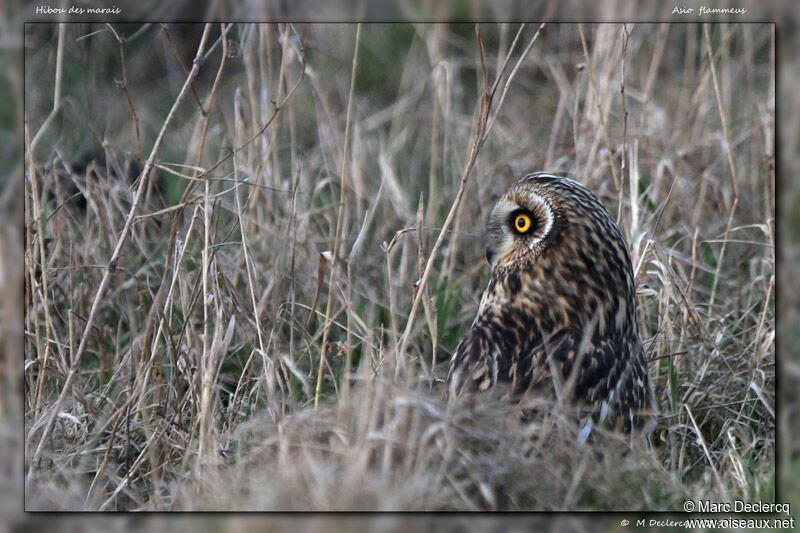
[514,213,532,233]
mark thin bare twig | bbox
[578,24,621,210]
[684,404,728,499]
[26,121,54,419]
[484,23,546,141]
[30,22,64,154]
[198,23,230,470]
[703,24,739,308]
[107,24,143,161]
[161,24,205,114]
[620,24,636,242]
[315,24,362,408]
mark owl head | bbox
[484,173,627,276]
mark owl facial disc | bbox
[485,191,554,268]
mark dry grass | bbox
[23,22,774,511]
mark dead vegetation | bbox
[23,22,774,510]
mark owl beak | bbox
[485,246,496,266]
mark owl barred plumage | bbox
[446,172,655,440]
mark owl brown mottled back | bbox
[446,173,655,440]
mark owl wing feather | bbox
[446,299,654,434]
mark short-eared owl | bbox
[446,173,655,439]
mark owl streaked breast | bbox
[446,172,655,440]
